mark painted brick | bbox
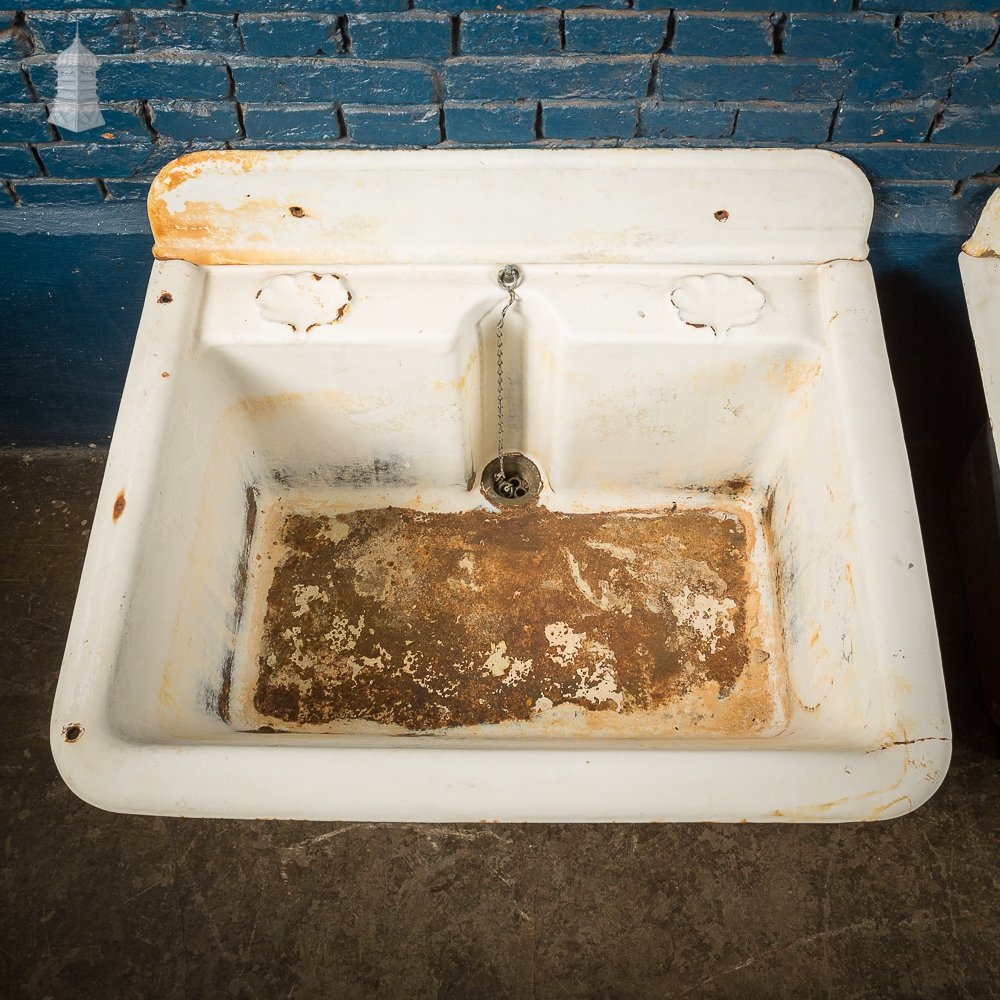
[562,12,668,55]
[348,13,451,61]
[231,58,437,104]
[734,102,834,142]
[957,177,1000,221]
[102,178,153,201]
[869,179,990,234]
[13,0,179,6]
[0,104,51,143]
[830,143,1000,181]
[542,100,635,140]
[241,14,342,57]
[0,143,39,178]
[834,101,938,143]
[0,61,29,102]
[672,14,772,57]
[638,100,735,139]
[443,100,535,143]
[460,13,561,56]
[445,56,651,101]
[94,101,150,142]
[241,102,340,141]
[872,180,953,231]
[131,12,241,52]
[898,13,998,56]
[342,104,440,145]
[188,0,406,10]
[636,0,847,8]
[36,141,166,179]
[13,178,104,205]
[782,13,895,58]
[859,0,1000,13]
[656,57,843,103]
[0,18,30,60]
[25,11,135,55]
[229,139,342,151]
[931,107,1000,146]
[950,58,999,106]
[149,100,240,142]
[844,52,964,103]
[417,0,626,12]
[26,56,232,102]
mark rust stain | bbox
[433,351,479,395]
[714,210,730,222]
[869,794,913,818]
[248,503,779,733]
[289,206,306,218]
[962,195,1000,257]
[152,148,271,197]
[161,371,170,378]
[766,358,821,395]
[149,150,282,262]
[62,723,83,743]
[157,292,173,304]
[719,476,751,496]
[304,290,352,331]
[112,490,126,522]
[772,795,850,818]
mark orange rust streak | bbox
[112,490,126,522]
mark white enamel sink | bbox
[51,149,950,821]
[961,190,1000,452]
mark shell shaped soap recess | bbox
[670,273,766,335]
[256,272,352,332]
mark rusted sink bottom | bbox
[243,503,785,736]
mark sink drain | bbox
[481,453,543,508]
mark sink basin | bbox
[51,148,950,821]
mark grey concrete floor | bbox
[2,449,998,999]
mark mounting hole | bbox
[63,724,83,744]
[714,210,730,222]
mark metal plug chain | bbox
[494,265,521,491]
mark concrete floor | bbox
[2,449,998,999]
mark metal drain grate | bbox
[481,453,543,508]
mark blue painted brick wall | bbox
[0,2,996,235]
[672,14,773,57]
[240,14,342,58]
[543,100,637,140]
[460,12,562,55]
[444,101,537,143]
[349,13,451,60]
[563,12,668,54]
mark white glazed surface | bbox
[50,150,950,821]
[961,190,1000,459]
